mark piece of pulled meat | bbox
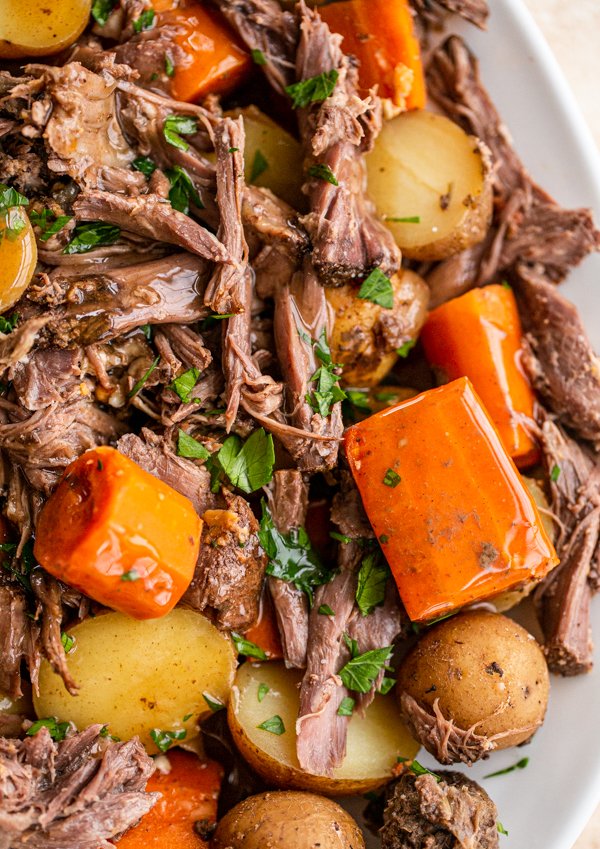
[381,770,499,849]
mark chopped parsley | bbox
[484,757,529,779]
[0,540,35,594]
[231,631,267,660]
[132,156,156,177]
[343,632,359,659]
[29,209,71,242]
[345,389,371,411]
[27,717,71,742]
[497,822,509,836]
[177,429,210,460]
[63,222,120,255]
[128,356,160,398]
[358,268,394,309]
[385,215,421,223]
[203,693,225,712]
[304,329,346,417]
[163,115,198,152]
[330,531,352,545]
[397,339,416,358]
[398,757,442,781]
[378,676,396,695]
[251,48,267,66]
[257,715,285,735]
[170,367,200,403]
[166,165,202,214]
[379,534,389,544]
[339,644,393,694]
[0,184,27,212]
[337,696,355,716]
[355,551,388,616]
[383,468,401,487]
[228,147,239,153]
[285,69,339,108]
[250,149,269,183]
[0,208,26,241]
[318,604,335,616]
[120,569,140,581]
[217,429,275,493]
[308,163,339,186]
[133,8,155,32]
[0,313,19,334]
[550,464,561,482]
[257,683,270,702]
[165,53,175,77]
[60,632,75,653]
[91,0,117,25]
[150,727,186,752]
[259,501,335,606]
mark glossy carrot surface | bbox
[117,750,222,849]
[244,586,284,661]
[34,447,201,620]
[319,0,426,109]
[421,283,539,468]
[345,377,558,622]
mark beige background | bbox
[522,2,600,846]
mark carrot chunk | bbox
[153,0,251,102]
[319,0,426,110]
[34,447,202,620]
[117,750,222,849]
[243,587,284,661]
[421,283,539,468]
[344,377,558,622]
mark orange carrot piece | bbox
[244,586,284,661]
[344,377,558,622]
[153,0,251,102]
[117,750,222,849]
[34,447,202,620]
[421,284,540,468]
[319,0,426,110]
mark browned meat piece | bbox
[267,469,310,668]
[212,0,298,94]
[381,771,499,849]
[534,412,599,675]
[0,725,158,849]
[113,20,190,96]
[30,571,78,696]
[11,348,84,411]
[182,490,268,631]
[0,581,31,700]
[426,36,599,286]
[242,186,309,256]
[410,0,489,31]
[515,264,600,447]
[295,4,402,284]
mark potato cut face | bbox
[0,0,91,58]
[366,110,491,260]
[230,661,418,792]
[34,609,237,753]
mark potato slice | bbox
[0,0,91,59]
[0,210,37,312]
[366,110,492,261]
[228,661,418,795]
[34,609,237,753]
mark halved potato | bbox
[34,609,237,753]
[228,661,418,795]
[366,110,492,261]
[0,210,37,314]
[0,0,92,59]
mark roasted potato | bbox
[397,611,549,761]
[228,661,418,795]
[211,791,365,849]
[366,110,493,261]
[0,0,91,59]
[327,269,429,387]
[0,210,37,313]
[226,106,304,210]
[34,609,237,753]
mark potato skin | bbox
[211,791,365,849]
[397,611,549,750]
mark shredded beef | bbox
[410,0,489,32]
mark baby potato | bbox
[0,210,37,314]
[228,661,418,795]
[0,0,91,59]
[212,791,365,849]
[34,609,236,754]
[366,110,493,261]
[397,611,549,761]
[327,269,429,387]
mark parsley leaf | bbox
[358,268,394,309]
[150,727,186,752]
[177,429,210,460]
[0,184,28,213]
[484,757,529,779]
[337,696,355,716]
[63,222,120,255]
[165,53,175,76]
[355,551,388,616]
[0,313,19,334]
[132,156,156,177]
[397,339,416,358]
[257,715,285,735]
[231,631,267,660]
[251,48,266,65]
[319,604,335,616]
[398,757,442,781]
[170,367,200,403]
[163,115,198,152]
[304,329,346,416]
[338,645,393,694]
[128,356,160,398]
[345,389,371,411]
[29,209,71,242]
[385,215,421,223]
[217,428,275,493]
[378,676,396,695]
[343,632,359,658]
[1,208,27,241]
[133,8,155,32]
[383,468,401,487]
[0,540,35,593]
[497,822,509,836]
[550,464,561,482]
[250,149,269,183]
[27,717,71,742]
[166,165,202,214]
[257,683,270,702]
[61,632,75,653]
[285,69,339,108]
[91,0,117,25]
[259,501,335,605]
[120,569,140,581]
[308,163,339,186]
[203,693,225,712]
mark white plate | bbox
[355,2,600,847]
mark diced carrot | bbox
[117,750,222,849]
[420,284,540,468]
[244,586,284,661]
[34,447,202,620]
[319,0,426,110]
[344,377,558,622]
[152,0,251,102]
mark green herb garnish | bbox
[355,551,388,616]
[29,209,71,242]
[177,429,210,460]
[497,822,509,836]
[27,718,71,742]
[484,757,529,779]
[250,149,269,183]
[397,339,416,358]
[0,313,19,334]
[165,53,175,77]
[358,268,394,309]
[132,156,156,177]
[217,429,275,493]
[163,115,198,152]
[61,632,75,653]
[337,696,355,716]
[285,69,339,108]
[251,48,266,65]
[378,676,396,695]
[339,645,393,694]
[257,683,270,702]
[121,569,140,581]
[170,367,200,403]
[385,215,421,223]
[150,727,186,752]
[308,163,339,186]
[257,715,285,735]
[550,464,561,482]
[63,222,120,255]
[133,8,155,32]
[304,329,346,417]
[231,631,267,660]
[166,165,202,214]
[203,693,225,712]
[128,356,160,398]
[91,0,117,25]
[318,604,335,616]
[398,757,442,781]
[383,468,401,487]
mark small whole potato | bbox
[211,791,365,849]
[397,610,549,763]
